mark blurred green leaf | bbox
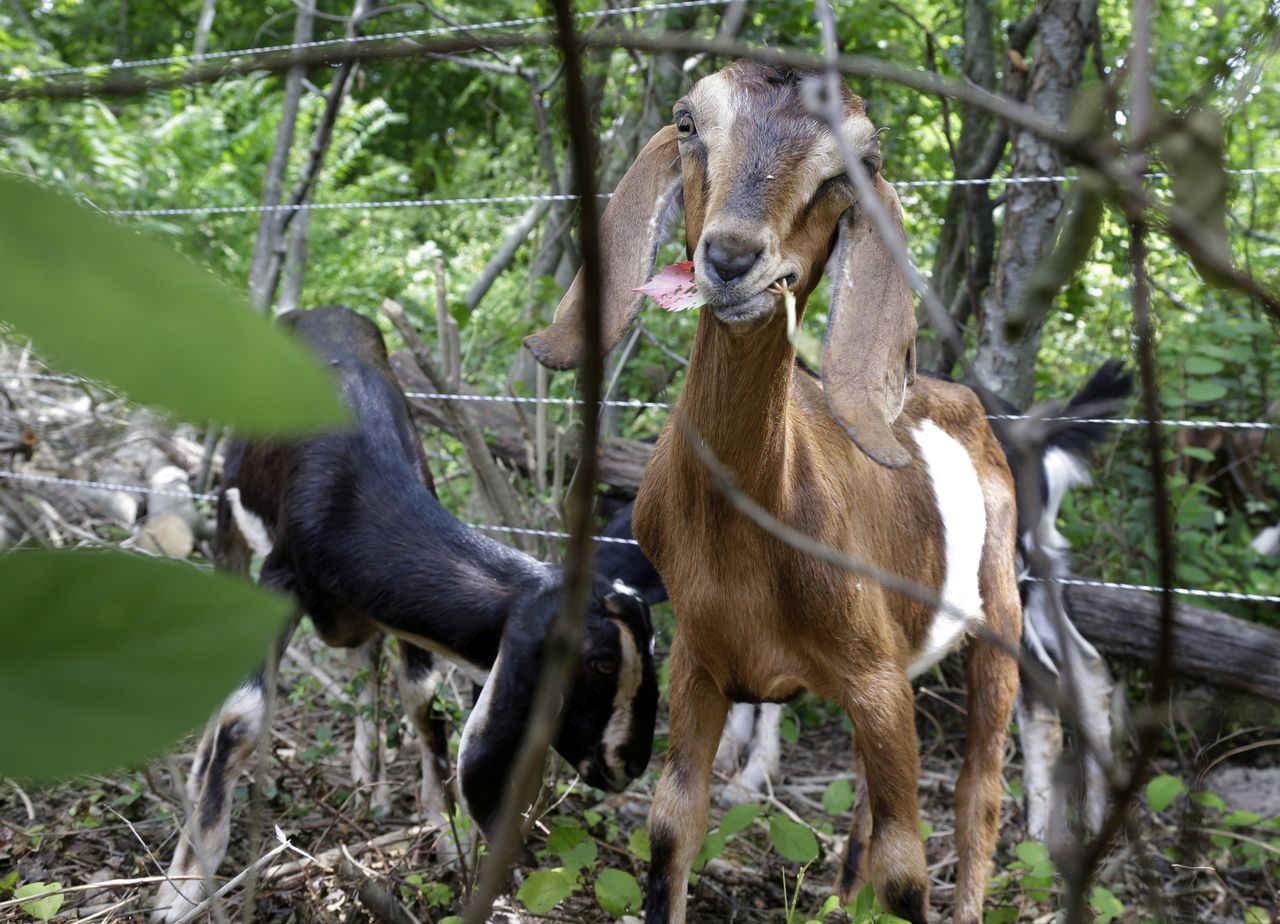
[0,550,289,778]
[594,868,642,916]
[628,827,650,862]
[13,882,64,921]
[769,815,819,864]
[822,777,855,815]
[517,869,576,915]
[0,175,347,435]
[1146,774,1187,813]
[1185,380,1229,402]
[720,802,763,836]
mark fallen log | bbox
[391,349,657,496]
[1064,584,1280,702]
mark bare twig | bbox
[462,0,605,919]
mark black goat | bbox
[155,305,657,921]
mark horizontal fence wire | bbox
[3,371,1277,429]
[84,167,1280,217]
[3,0,729,82]
[1,468,1277,604]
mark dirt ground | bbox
[3,628,1278,923]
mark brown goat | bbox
[527,61,1021,924]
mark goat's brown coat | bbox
[527,60,1022,924]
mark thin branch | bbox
[461,0,604,918]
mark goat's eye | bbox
[591,655,620,675]
[860,156,879,178]
[675,111,697,138]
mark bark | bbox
[247,5,314,313]
[976,0,1097,406]
[1065,584,1280,702]
[918,1,1037,373]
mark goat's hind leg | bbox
[836,749,873,906]
[396,642,464,858]
[350,633,393,815]
[954,635,1019,924]
[153,677,268,922]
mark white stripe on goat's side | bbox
[456,649,502,818]
[907,419,987,678]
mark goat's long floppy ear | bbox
[822,178,918,468]
[525,124,683,370]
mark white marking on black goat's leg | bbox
[395,644,453,821]
[1015,690,1064,848]
[730,703,782,800]
[153,680,266,923]
[350,634,391,815]
[713,703,755,775]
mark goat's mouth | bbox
[709,271,798,328]
[579,757,630,792]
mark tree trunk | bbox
[193,0,218,63]
[975,0,1097,406]
[919,1,1037,374]
[1064,584,1280,702]
[247,5,313,313]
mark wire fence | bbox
[6,370,1277,430]
[77,166,1280,217]
[2,467,1278,604]
[2,0,731,82]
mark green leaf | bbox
[1185,380,1228,402]
[628,828,650,862]
[822,777,855,815]
[1090,885,1124,923]
[558,838,598,870]
[693,829,727,872]
[1184,356,1225,375]
[719,803,763,836]
[769,815,820,864]
[984,908,1019,924]
[517,869,576,915]
[1013,840,1049,867]
[1146,774,1187,813]
[1191,791,1226,811]
[1245,906,1270,924]
[1223,809,1262,828]
[0,550,289,778]
[13,882,64,921]
[594,868,642,916]
[0,871,17,893]
[0,175,347,436]
[1179,445,1216,462]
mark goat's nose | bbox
[625,757,648,779]
[704,236,762,284]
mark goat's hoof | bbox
[152,879,206,923]
[881,879,929,924]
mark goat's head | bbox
[526,59,917,466]
[458,576,657,839]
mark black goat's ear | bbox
[822,177,917,468]
[525,125,683,370]
[455,638,540,859]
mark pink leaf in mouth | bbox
[632,261,705,312]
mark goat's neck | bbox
[328,444,544,669]
[673,308,796,505]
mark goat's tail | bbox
[1038,359,1134,540]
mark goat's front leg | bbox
[954,635,1019,924]
[644,642,730,924]
[153,678,267,922]
[842,668,929,924]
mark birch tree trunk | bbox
[193,0,218,63]
[975,0,1097,406]
[247,5,313,313]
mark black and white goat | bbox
[155,305,658,921]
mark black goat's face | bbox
[556,578,658,791]
[456,576,657,842]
